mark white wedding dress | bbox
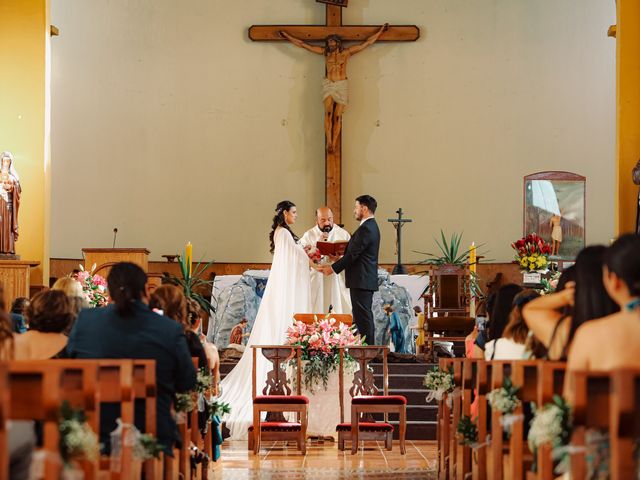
[219,227,311,439]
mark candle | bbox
[469,242,477,274]
[469,242,477,317]
[185,241,193,278]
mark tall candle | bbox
[469,242,477,317]
[186,241,193,278]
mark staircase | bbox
[219,360,438,441]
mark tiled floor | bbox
[210,439,437,479]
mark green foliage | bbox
[174,392,196,413]
[59,400,100,464]
[456,415,478,447]
[162,252,216,314]
[135,433,164,460]
[416,230,474,267]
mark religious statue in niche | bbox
[279,23,388,153]
[0,152,21,257]
[549,212,563,256]
[633,158,640,234]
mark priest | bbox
[300,206,352,314]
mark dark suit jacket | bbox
[331,217,380,291]
[67,301,197,453]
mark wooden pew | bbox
[96,359,136,480]
[0,363,8,480]
[474,360,491,480]
[610,369,640,480]
[437,357,454,480]
[8,360,101,479]
[488,361,539,480]
[132,359,162,480]
[567,370,611,480]
[534,362,566,480]
[456,358,480,480]
[449,359,464,479]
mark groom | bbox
[321,195,380,345]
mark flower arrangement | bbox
[487,377,521,415]
[59,401,100,466]
[174,392,196,413]
[134,433,164,460]
[511,233,552,272]
[456,415,478,447]
[423,366,455,402]
[527,395,572,473]
[196,368,213,395]
[303,245,323,264]
[76,264,109,307]
[285,315,364,392]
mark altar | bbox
[207,270,429,353]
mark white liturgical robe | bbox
[300,225,352,314]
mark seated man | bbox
[67,262,197,454]
[300,206,351,314]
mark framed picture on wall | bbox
[523,171,586,260]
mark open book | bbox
[316,240,348,256]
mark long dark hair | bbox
[604,234,640,297]
[107,262,148,316]
[570,245,619,340]
[269,200,299,254]
[486,284,523,342]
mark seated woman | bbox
[484,289,539,360]
[479,284,523,360]
[10,297,29,333]
[14,290,74,360]
[67,262,197,454]
[566,234,640,389]
[186,298,220,394]
[472,292,496,358]
[523,246,618,361]
[150,284,208,370]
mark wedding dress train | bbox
[218,227,311,440]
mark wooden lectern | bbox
[82,248,150,277]
[0,260,40,305]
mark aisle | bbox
[211,440,437,479]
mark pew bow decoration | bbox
[110,418,163,471]
[423,366,455,403]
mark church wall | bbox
[0,0,51,284]
[50,0,616,264]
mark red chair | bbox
[250,345,308,454]
[336,346,407,455]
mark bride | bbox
[219,200,313,439]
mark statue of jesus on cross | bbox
[280,24,388,153]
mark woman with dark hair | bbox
[14,290,74,359]
[219,200,313,439]
[524,246,618,361]
[151,284,208,370]
[482,284,523,359]
[565,234,640,386]
[67,262,197,454]
[485,289,539,360]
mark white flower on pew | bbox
[527,395,573,474]
[487,377,523,433]
[423,366,455,402]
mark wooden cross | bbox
[249,2,419,223]
[387,207,412,274]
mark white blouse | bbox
[484,338,527,360]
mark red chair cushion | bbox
[248,422,302,432]
[336,422,394,432]
[254,395,309,404]
[352,395,407,405]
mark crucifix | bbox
[249,2,419,223]
[388,207,412,274]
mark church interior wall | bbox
[50,0,616,263]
